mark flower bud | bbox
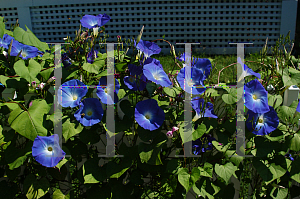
[31,81,37,89]
[38,83,46,90]
[2,51,7,58]
[172,126,179,132]
[93,27,99,37]
[47,76,55,84]
[29,101,33,107]
[166,131,173,138]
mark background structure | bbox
[0,0,298,55]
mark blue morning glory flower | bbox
[244,79,270,114]
[177,66,206,95]
[194,58,212,81]
[32,134,66,168]
[0,34,14,49]
[191,97,218,121]
[192,134,216,155]
[246,106,279,135]
[57,79,88,108]
[124,64,147,91]
[136,39,161,59]
[143,58,172,87]
[80,13,111,29]
[10,41,39,60]
[74,98,104,126]
[87,49,98,64]
[96,76,120,105]
[135,99,165,131]
[237,57,261,82]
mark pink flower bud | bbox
[172,126,179,132]
[47,76,55,83]
[166,131,173,138]
[38,83,46,89]
[29,101,33,107]
[31,81,37,89]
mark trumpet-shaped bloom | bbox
[192,134,216,155]
[244,79,269,113]
[246,106,279,135]
[143,58,172,87]
[87,49,98,64]
[177,66,206,95]
[135,99,165,131]
[96,76,120,105]
[57,79,88,108]
[124,64,147,91]
[136,39,161,59]
[74,98,104,126]
[10,41,39,60]
[237,57,261,82]
[194,58,212,81]
[32,134,66,168]
[191,97,218,121]
[80,13,111,29]
[0,34,14,49]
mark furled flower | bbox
[194,58,212,81]
[246,106,279,135]
[124,64,147,91]
[135,99,165,131]
[96,76,120,105]
[32,134,66,168]
[57,79,88,108]
[10,41,39,60]
[31,81,37,89]
[191,97,218,121]
[177,66,206,95]
[136,39,161,59]
[38,82,46,89]
[47,76,55,84]
[237,57,261,82]
[296,100,300,113]
[74,98,104,126]
[172,126,179,132]
[62,53,72,67]
[0,34,14,49]
[80,13,111,29]
[244,79,269,113]
[192,134,216,155]
[87,49,98,64]
[2,51,7,58]
[285,154,294,161]
[143,58,172,87]
[166,131,173,138]
[176,52,191,62]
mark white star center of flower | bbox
[144,112,152,120]
[153,74,160,80]
[188,81,194,87]
[21,51,27,58]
